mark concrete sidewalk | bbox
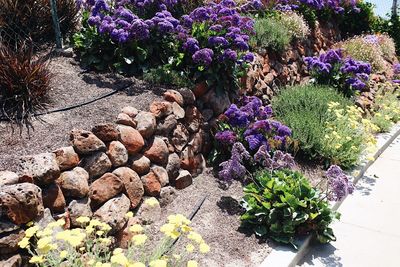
[299,137,400,267]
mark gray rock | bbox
[0,183,43,225]
[130,154,151,175]
[177,87,195,105]
[134,111,156,138]
[151,165,169,187]
[117,113,136,127]
[166,153,181,181]
[0,171,19,186]
[57,167,89,198]
[172,102,185,119]
[121,106,138,118]
[0,254,22,267]
[171,123,189,152]
[0,228,24,254]
[137,197,161,225]
[18,153,60,185]
[175,170,193,190]
[156,114,177,135]
[94,194,130,234]
[164,89,184,106]
[68,198,93,227]
[107,141,128,167]
[0,220,19,235]
[81,152,112,179]
[53,146,80,171]
[202,89,231,115]
[159,186,177,207]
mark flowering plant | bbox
[19,211,210,266]
[241,169,340,246]
[304,49,372,97]
[325,165,354,201]
[212,96,294,183]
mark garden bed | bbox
[0,56,165,171]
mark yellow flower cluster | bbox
[370,83,400,132]
[20,214,209,267]
[322,102,378,167]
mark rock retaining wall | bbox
[0,87,212,260]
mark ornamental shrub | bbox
[241,169,341,245]
[250,16,292,52]
[0,0,79,46]
[0,44,51,126]
[277,11,310,40]
[370,82,400,133]
[73,0,254,93]
[212,96,295,183]
[341,35,388,73]
[337,1,376,38]
[304,49,372,97]
[19,208,210,266]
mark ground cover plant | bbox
[304,49,372,97]
[240,165,353,246]
[0,44,51,127]
[19,211,210,266]
[272,84,377,168]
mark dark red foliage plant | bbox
[0,43,52,128]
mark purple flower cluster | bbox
[326,165,354,201]
[393,63,400,75]
[85,0,182,43]
[305,49,371,92]
[254,146,295,170]
[215,130,237,145]
[180,0,255,67]
[265,0,358,13]
[218,142,251,182]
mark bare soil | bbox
[0,56,165,171]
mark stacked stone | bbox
[0,88,210,261]
[244,21,342,102]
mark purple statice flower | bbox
[393,63,400,75]
[277,125,292,137]
[242,52,254,63]
[209,24,223,32]
[254,146,295,170]
[224,104,250,127]
[208,36,229,47]
[192,48,214,66]
[221,49,238,61]
[245,133,266,150]
[182,38,200,54]
[218,142,251,182]
[326,165,354,201]
[215,130,237,145]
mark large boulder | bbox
[57,167,89,198]
[70,129,106,155]
[166,153,181,181]
[94,194,130,234]
[0,183,43,224]
[112,167,144,209]
[141,171,161,197]
[174,170,193,190]
[150,100,173,118]
[18,153,60,185]
[53,146,80,171]
[117,125,145,155]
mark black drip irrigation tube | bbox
[0,81,134,122]
[162,195,208,256]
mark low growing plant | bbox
[272,85,352,162]
[241,168,344,246]
[277,11,310,40]
[19,211,210,266]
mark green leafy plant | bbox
[0,43,51,126]
[143,65,193,88]
[250,16,292,52]
[337,1,376,38]
[241,169,339,246]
